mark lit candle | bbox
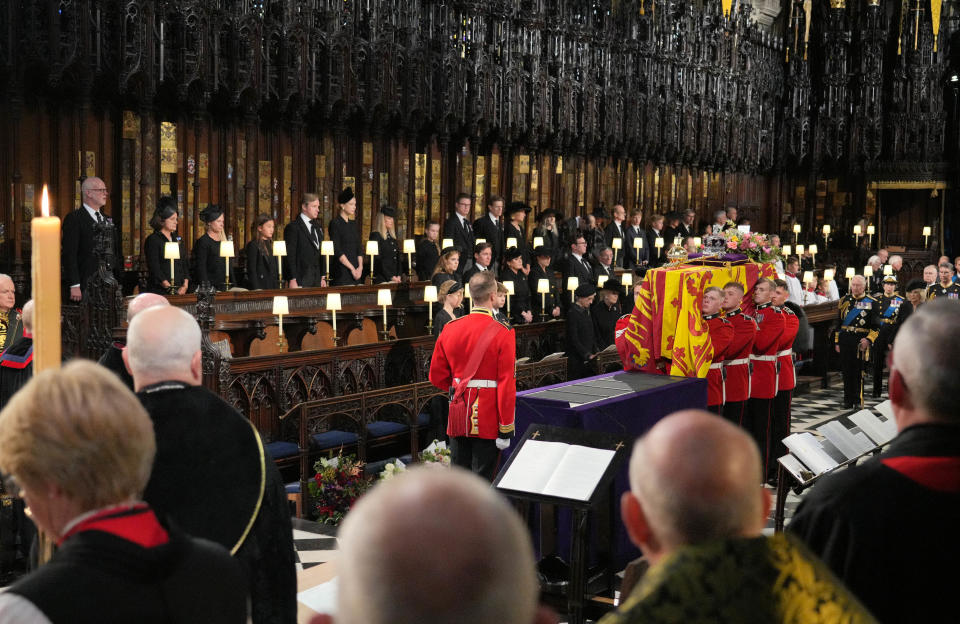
[845,267,856,279]
[272,295,289,337]
[273,240,287,284]
[533,236,544,248]
[164,241,180,289]
[503,280,514,316]
[567,276,579,302]
[853,224,862,236]
[864,265,874,277]
[321,240,335,279]
[366,240,379,280]
[441,238,454,249]
[327,292,341,332]
[377,288,392,331]
[506,237,518,249]
[33,185,61,373]
[220,239,235,285]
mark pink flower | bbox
[762,246,771,253]
[727,241,738,249]
[748,242,757,249]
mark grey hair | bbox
[893,299,960,423]
[126,307,201,381]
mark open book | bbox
[496,440,615,501]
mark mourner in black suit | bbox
[193,205,233,291]
[529,247,561,320]
[624,209,650,272]
[416,222,442,281]
[566,283,599,379]
[563,233,594,296]
[63,176,115,301]
[462,241,495,284]
[245,214,280,290]
[603,204,628,267]
[329,188,363,285]
[143,197,189,295]
[472,195,504,270]
[284,193,325,288]
[444,193,476,273]
[369,205,402,284]
[677,209,697,239]
[499,248,531,325]
[592,278,623,350]
[504,202,531,269]
[647,215,666,268]
[592,247,616,285]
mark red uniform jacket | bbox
[750,302,785,400]
[723,309,758,403]
[429,308,516,439]
[776,306,800,392]
[704,314,734,407]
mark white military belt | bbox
[725,358,750,366]
[465,379,497,388]
[776,349,793,358]
[708,362,723,370]
[751,354,777,362]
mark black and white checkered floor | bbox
[291,377,888,567]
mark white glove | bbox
[495,437,511,451]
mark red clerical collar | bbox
[59,503,169,548]
[786,272,797,278]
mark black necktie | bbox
[310,222,320,248]
[95,211,104,225]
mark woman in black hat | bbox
[329,188,363,285]
[143,196,189,294]
[193,204,231,291]
[369,206,402,284]
[244,213,279,290]
[533,208,561,269]
[504,202,531,274]
[433,279,463,337]
[499,248,532,324]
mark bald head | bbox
[336,468,539,624]
[20,300,34,333]
[626,410,768,560]
[81,177,107,210]
[126,292,170,323]
[124,306,201,390]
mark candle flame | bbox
[41,185,50,217]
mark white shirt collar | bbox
[488,213,498,224]
[300,212,315,228]
[82,203,101,221]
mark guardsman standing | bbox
[871,275,912,397]
[721,281,757,426]
[429,272,516,481]
[702,287,734,415]
[835,274,880,409]
[771,280,800,483]
[746,278,785,480]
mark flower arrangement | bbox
[701,230,781,263]
[307,453,372,525]
[379,458,407,481]
[420,439,452,466]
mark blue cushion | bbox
[265,441,300,460]
[310,430,359,450]
[366,420,409,437]
[285,482,301,494]
[416,412,430,426]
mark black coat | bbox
[283,217,324,288]
[245,239,280,290]
[62,207,117,294]
[97,342,134,390]
[329,215,362,285]
[529,263,560,318]
[0,334,32,410]
[473,214,504,264]
[564,254,594,292]
[592,263,615,284]
[500,266,531,324]
[433,307,457,336]
[604,220,627,267]
[646,229,665,267]
[144,230,189,293]
[416,239,441,281]
[444,214,476,258]
[592,298,623,350]
[370,231,401,283]
[193,234,232,291]
[623,224,650,270]
[565,304,597,378]
[504,221,529,265]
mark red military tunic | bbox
[429,307,517,439]
[749,302,785,400]
[776,306,800,392]
[723,308,758,403]
[704,314,734,408]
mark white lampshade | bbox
[423,285,438,303]
[782,244,792,256]
[476,238,487,245]
[272,295,289,316]
[853,225,862,235]
[366,240,379,255]
[611,237,622,250]
[793,224,801,233]
[326,292,342,311]
[654,238,664,248]
[824,269,835,281]
[463,284,471,299]
[864,265,874,277]
[220,240,235,258]
[503,281,515,295]
[506,237,518,249]
[533,236,544,248]
[377,289,392,306]
[808,244,818,255]
[164,241,180,260]
[845,267,856,279]
[883,264,893,276]
[866,225,875,235]
[597,275,608,288]
[633,237,643,249]
[442,238,454,249]
[402,239,416,254]
[321,240,335,256]
[567,276,579,292]
[273,240,287,256]
[537,278,550,294]
[693,237,701,247]
[620,273,633,286]
[803,270,814,284]
[822,224,831,235]
[922,226,932,236]
[796,244,805,255]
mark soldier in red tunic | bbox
[721,281,758,426]
[429,271,516,480]
[746,278,785,480]
[702,287,734,414]
[771,279,801,482]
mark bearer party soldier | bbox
[429,271,516,481]
[702,287,733,414]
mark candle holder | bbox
[221,239,235,291]
[327,292,342,347]
[853,224,862,246]
[808,244,818,266]
[164,240,180,296]
[423,285,438,333]
[923,226,931,249]
[567,276,579,302]
[378,288,392,340]
[633,236,643,264]
[867,225,875,248]
[611,237,622,265]
[654,237,663,258]
[537,278,550,323]
[273,240,287,286]
[822,225,830,251]
[273,296,289,353]
[793,223,801,245]
[321,240,335,282]
[503,281,514,318]
[366,240,379,285]
[403,239,416,278]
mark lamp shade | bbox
[506,237,518,249]
[537,278,550,294]
[864,265,874,277]
[326,292,342,311]
[377,288,392,306]
[403,239,416,253]
[803,271,814,284]
[620,273,633,286]
[533,236,544,248]
[567,276,579,292]
[611,237,622,250]
[423,285,438,303]
[654,238,664,248]
[824,269,835,281]
[853,225,862,235]
[796,244,805,255]
[866,225,875,235]
[845,267,856,279]
[808,244,818,255]
[442,238,454,249]
[693,237,701,247]
[793,224,801,233]
[633,237,643,249]
[463,284,471,299]
[220,240,235,258]
[782,244,792,256]
[822,225,831,235]
[475,238,487,245]
[884,264,893,275]
[922,226,932,236]
[272,296,289,316]
[164,241,180,260]
[273,240,287,256]
[321,240,335,255]
[503,281,515,295]
[597,275,608,288]
[366,240,379,255]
